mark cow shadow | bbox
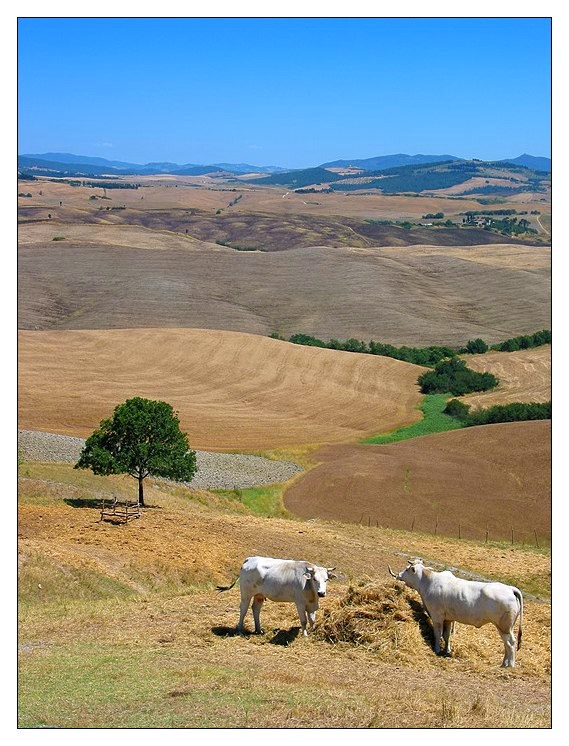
[408,596,436,649]
[211,625,254,638]
[210,625,300,645]
[268,627,300,646]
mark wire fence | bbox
[357,512,548,548]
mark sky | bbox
[18,16,552,169]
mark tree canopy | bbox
[75,397,197,506]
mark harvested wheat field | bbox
[18,462,550,728]
[18,220,550,346]
[459,346,551,410]
[284,421,551,544]
[18,328,424,449]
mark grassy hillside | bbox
[18,461,550,728]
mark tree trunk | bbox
[138,475,145,507]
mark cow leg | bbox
[307,609,317,632]
[498,628,517,667]
[432,619,444,655]
[443,620,454,655]
[296,603,308,636]
[251,595,265,634]
[238,593,252,634]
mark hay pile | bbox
[315,580,549,675]
[315,580,435,665]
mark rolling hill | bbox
[17,328,425,449]
[284,421,551,543]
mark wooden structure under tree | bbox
[100,495,141,524]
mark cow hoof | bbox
[255,629,265,635]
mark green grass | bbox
[211,483,293,518]
[361,394,463,444]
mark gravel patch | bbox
[18,430,303,489]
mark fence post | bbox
[435,516,438,535]
[411,517,415,532]
[534,530,540,548]
[458,522,461,540]
[511,527,514,545]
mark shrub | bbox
[417,358,498,396]
[443,398,471,419]
[465,401,551,427]
[464,338,489,354]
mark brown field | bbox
[18,328,425,449]
[18,221,550,346]
[461,346,551,410]
[18,174,551,225]
[18,463,551,727]
[284,421,551,544]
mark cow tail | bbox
[513,588,523,650]
[216,576,240,593]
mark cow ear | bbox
[411,566,416,573]
[303,571,312,580]
[327,567,337,579]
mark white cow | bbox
[217,556,336,636]
[388,558,523,667]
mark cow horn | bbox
[387,564,399,579]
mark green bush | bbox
[465,401,551,426]
[443,398,471,419]
[464,338,489,354]
[418,358,498,396]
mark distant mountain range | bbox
[320,153,462,170]
[18,151,551,179]
[18,153,287,176]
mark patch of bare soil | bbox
[284,421,551,544]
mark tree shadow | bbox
[64,498,103,509]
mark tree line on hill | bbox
[270,330,550,366]
[443,399,551,426]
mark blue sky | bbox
[18,17,551,168]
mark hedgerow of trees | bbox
[443,399,551,426]
[271,330,550,367]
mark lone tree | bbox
[75,397,197,506]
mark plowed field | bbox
[284,421,551,544]
[18,328,425,449]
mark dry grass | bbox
[315,580,550,679]
[18,462,550,727]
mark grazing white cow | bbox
[388,558,523,667]
[217,556,336,636]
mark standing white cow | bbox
[388,558,523,667]
[217,556,336,636]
